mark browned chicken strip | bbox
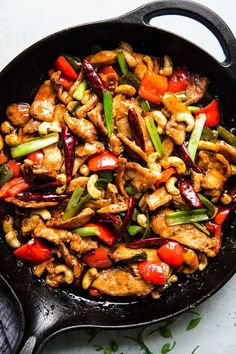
[30,80,56,122]
[64,112,97,143]
[46,208,94,229]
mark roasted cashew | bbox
[38,121,62,136]
[151,111,167,135]
[54,264,74,284]
[175,112,195,132]
[1,121,14,134]
[115,85,136,96]
[56,173,67,194]
[31,209,52,221]
[161,156,186,174]
[147,152,162,178]
[151,290,160,299]
[198,252,208,271]
[87,174,102,199]
[79,164,90,177]
[137,214,147,228]
[143,55,154,71]
[82,268,98,290]
[165,177,180,196]
[5,130,21,146]
[5,231,21,249]
[3,216,14,233]
[159,55,173,76]
[169,274,178,283]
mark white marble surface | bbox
[0,0,236,353]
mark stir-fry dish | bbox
[1,42,236,299]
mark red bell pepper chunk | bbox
[155,167,176,188]
[27,150,44,164]
[82,247,113,269]
[0,177,30,199]
[157,241,184,267]
[138,70,168,104]
[89,288,102,297]
[54,55,78,80]
[88,150,118,171]
[7,160,21,177]
[195,99,220,127]
[14,238,52,264]
[48,68,74,91]
[137,260,166,285]
[205,222,222,255]
[84,223,116,246]
[168,68,189,93]
[214,207,231,225]
[98,65,119,90]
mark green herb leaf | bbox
[94,344,104,351]
[110,340,119,352]
[187,317,201,331]
[87,328,101,343]
[161,341,176,354]
[191,346,200,354]
[104,347,112,354]
[128,225,143,236]
[123,327,154,354]
[159,327,172,339]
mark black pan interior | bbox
[0,21,236,351]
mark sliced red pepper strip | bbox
[195,99,220,127]
[137,260,166,285]
[16,192,67,202]
[117,196,135,239]
[82,247,113,269]
[128,108,145,150]
[157,241,184,267]
[138,70,168,104]
[7,160,21,177]
[93,213,121,225]
[14,238,52,264]
[83,223,116,246]
[155,167,176,188]
[27,180,63,193]
[62,125,76,182]
[54,55,78,80]
[0,177,30,199]
[127,237,168,249]
[27,150,44,164]
[214,207,231,225]
[168,67,189,93]
[88,150,118,171]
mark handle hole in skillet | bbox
[150,15,226,62]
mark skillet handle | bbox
[117,0,236,81]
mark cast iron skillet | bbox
[0,1,236,353]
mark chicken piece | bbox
[5,197,58,208]
[46,208,94,229]
[6,103,30,126]
[34,224,81,252]
[75,93,99,119]
[161,137,174,161]
[87,103,107,135]
[42,143,63,171]
[112,94,133,139]
[33,258,55,277]
[64,112,97,143]
[133,53,148,80]
[184,74,208,105]
[46,273,64,288]
[146,186,172,211]
[68,177,89,192]
[165,118,186,145]
[84,199,111,210]
[117,133,147,162]
[109,135,123,156]
[111,243,159,262]
[30,80,56,122]
[124,162,158,192]
[119,42,137,68]
[76,142,105,158]
[53,103,66,125]
[135,110,154,155]
[22,118,41,134]
[196,151,230,202]
[50,71,73,105]
[60,242,83,279]
[151,208,217,257]
[21,215,43,236]
[115,157,128,197]
[80,237,98,254]
[106,183,119,203]
[88,50,117,66]
[91,268,153,297]
[97,201,128,214]
[72,157,87,176]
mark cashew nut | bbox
[143,55,154,71]
[165,176,180,196]
[31,209,52,221]
[159,55,173,76]
[38,121,62,136]
[87,174,102,199]
[147,152,162,178]
[198,252,208,271]
[137,214,147,228]
[5,231,21,249]
[151,111,167,135]
[169,274,178,283]
[82,267,98,290]
[56,173,67,194]
[115,85,136,97]
[54,264,74,284]
[151,289,160,299]
[79,164,90,176]
[3,216,14,233]
[220,193,232,205]
[5,130,21,146]
[175,112,195,132]
[161,156,186,174]
[1,121,14,134]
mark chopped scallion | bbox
[128,225,143,236]
[117,50,128,75]
[187,113,206,161]
[187,105,200,113]
[198,193,217,218]
[103,91,113,138]
[145,116,165,156]
[73,79,87,101]
[73,226,98,236]
[165,209,209,226]
[62,186,84,220]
